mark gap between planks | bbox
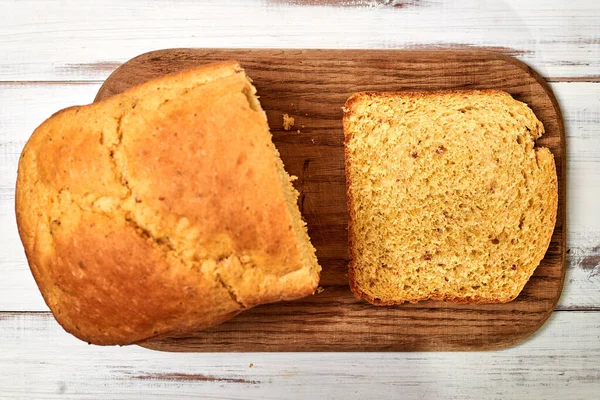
[0,77,599,86]
[1,306,599,316]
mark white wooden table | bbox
[1,1,599,398]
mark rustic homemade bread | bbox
[343,90,557,305]
[16,61,320,345]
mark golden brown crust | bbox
[343,90,557,306]
[343,110,361,305]
[350,283,515,306]
[343,89,510,112]
[16,61,319,345]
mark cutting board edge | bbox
[137,306,556,352]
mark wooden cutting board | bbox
[96,49,566,352]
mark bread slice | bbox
[16,61,321,345]
[343,90,557,305]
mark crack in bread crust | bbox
[214,269,246,309]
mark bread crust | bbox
[343,90,557,306]
[16,61,319,345]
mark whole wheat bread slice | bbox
[343,90,557,305]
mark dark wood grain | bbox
[95,49,566,352]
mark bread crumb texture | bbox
[344,90,557,305]
[282,113,295,130]
[16,61,320,345]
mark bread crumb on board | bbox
[283,113,295,130]
[249,363,254,368]
[316,286,325,294]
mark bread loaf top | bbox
[16,61,320,345]
[344,90,557,305]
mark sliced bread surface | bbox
[343,90,557,305]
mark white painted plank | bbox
[0,311,598,399]
[0,0,599,81]
[0,83,101,311]
[0,81,598,311]
[552,82,600,310]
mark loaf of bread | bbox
[16,61,321,345]
[343,90,557,305]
